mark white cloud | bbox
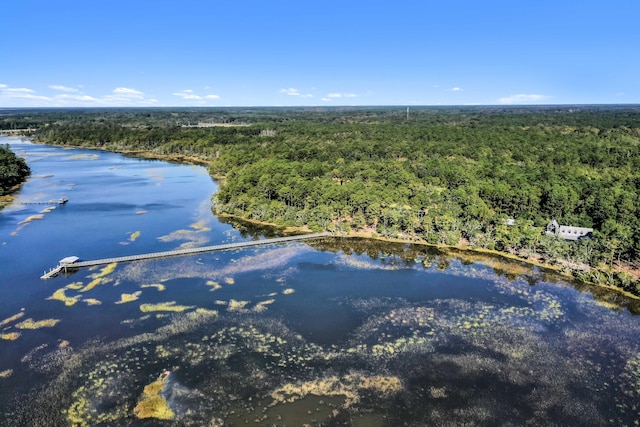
[113,87,144,98]
[449,87,463,92]
[280,88,313,98]
[0,84,7,88]
[173,89,220,102]
[174,91,202,100]
[56,94,99,102]
[321,97,330,102]
[49,85,79,92]
[5,87,35,94]
[498,94,550,104]
[325,92,358,100]
[280,88,301,96]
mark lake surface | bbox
[1,136,640,426]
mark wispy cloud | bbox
[49,85,79,92]
[0,84,160,107]
[56,94,99,102]
[280,88,300,96]
[0,86,51,102]
[280,87,313,98]
[498,94,550,104]
[326,92,357,99]
[4,88,36,94]
[173,89,220,102]
[449,87,463,92]
[113,87,144,98]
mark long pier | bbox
[41,232,331,279]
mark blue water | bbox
[1,136,640,426]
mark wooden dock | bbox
[40,232,331,279]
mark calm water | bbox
[1,137,640,426]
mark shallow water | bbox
[1,137,639,426]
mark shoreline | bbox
[25,139,640,302]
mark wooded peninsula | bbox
[2,105,640,295]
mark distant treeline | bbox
[0,144,30,196]
[5,105,640,294]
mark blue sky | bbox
[1,0,638,107]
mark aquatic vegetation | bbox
[206,280,221,291]
[65,153,98,161]
[114,245,311,283]
[141,283,166,291]
[190,220,211,232]
[90,262,118,279]
[135,210,147,215]
[79,277,112,292]
[0,311,25,327]
[1,332,20,341]
[15,318,61,329]
[79,263,118,292]
[82,298,102,306]
[133,374,174,420]
[0,370,12,379]
[282,288,295,295]
[19,214,44,224]
[224,277,235,285]
[115,291,142,304]
[140,302,194,313]
[129,230,141,242]
[253,299,275,313]
[47,287,81,306]
[269,373,402,407]
[66,282,84,290]
[228,299,250,312]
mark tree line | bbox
[9,105,640,295]
[0,144,30,196]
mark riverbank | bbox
[27,139,640,301]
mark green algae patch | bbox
[115,291,142,304]
[282,288,295,295]
[224,277,235,285]
[133,374,174,420]
[15,318,61,329]
[129,231,141,242]
[1,332,21,341]
[47,287,81,306]
[140,302,194,313]
[83,298,102,306]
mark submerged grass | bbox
[139,302,194,313]
[15,318,61,329]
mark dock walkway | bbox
[41,232,330,279]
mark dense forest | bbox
[0,144,30,196]
[2,105,640,294]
